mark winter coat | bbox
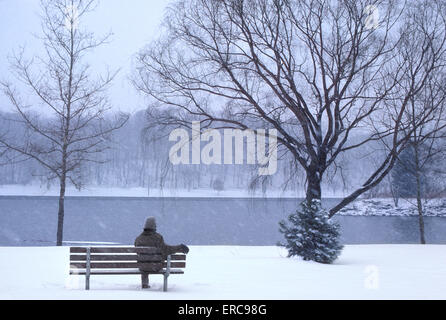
[134,229,188,272]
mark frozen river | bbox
[1,196,445,246]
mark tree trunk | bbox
[416,193,426,245]
[56,174,66,246]
[412,121,426,245]
[306,169,322,204]
[414,161,426,244]
[389,177,399,207]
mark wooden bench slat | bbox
[171,254,186,261]
[70,262,186,269]
[70,254,186,261]
[70,247,161,254]
[70,255,165,262]
[70,269,185,275]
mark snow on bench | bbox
[69,247,186,292]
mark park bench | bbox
[69,247,186,292]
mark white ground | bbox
[0,245,445,300]
[340,198,446,217]
[0,184,344,198]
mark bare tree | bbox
[389,1,446,243]
[372,0,446,244]
[410,3,446,245]
[134,0,446,216]
[0,0,128,246]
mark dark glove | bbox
[180,244,190,254]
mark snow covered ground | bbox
[0,184,344,198]
[0,245,445,300]
[340,198,446,217]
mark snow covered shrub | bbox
[279,200,343,264]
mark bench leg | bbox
[141,273,149,289]
[163,274,169,292]
[85,247,91,290]
[85,274,90,291]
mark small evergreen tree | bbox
[279,200,343,264]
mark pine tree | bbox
[279,200,343,264]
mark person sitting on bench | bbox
[134,217,189,288]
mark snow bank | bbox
[339,198,446,217]
[0,245,445,300]
[0,184,345,198]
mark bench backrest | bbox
[70,247,186,271]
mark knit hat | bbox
[144,217,157,231]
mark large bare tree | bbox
[134,0,446,216]
[0,0,128,246]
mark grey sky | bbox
[0,0,171,114]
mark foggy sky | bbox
[0,0,171,114]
